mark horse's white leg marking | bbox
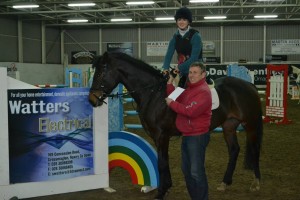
[250,178,260,191]
[141,186,157,193]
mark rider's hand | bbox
[162,69,169,81]
[162,70,169,75]
[170,68,179,78]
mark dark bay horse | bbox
[89,52,263,199]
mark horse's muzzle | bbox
[88,91,104,107]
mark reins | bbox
[91,54,173,105]
[93,79,168,104]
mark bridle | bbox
[91,80,167,105]
[90,63,169,105]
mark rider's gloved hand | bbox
[162,69,169,75]
[162,69,169,81]
[170,68,178,79]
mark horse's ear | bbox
[92,55,104,69]
[103,51,110,63]
[92,52,110,68]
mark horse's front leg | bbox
[154,134,172,200]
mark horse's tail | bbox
[244,110,263,170]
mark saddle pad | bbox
[211,88,219,110]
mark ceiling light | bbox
[155,17,174,21]
[67,19,89,23]
[190,0,219,3]
[68,3,96,7]
[126,1,155,5]
[12,4,39,9]
[254,15,278,18]
[256,0,283,2]
[204,16,227,19]
[110,18,133,22]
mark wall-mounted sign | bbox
[71,51,96,64]
[203,41,215,54]
[107,43,133,56]
[147,42,169,56]
[271,39,300,55]
[146,41,216,56]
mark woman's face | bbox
[176,18,189,30]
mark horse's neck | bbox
[120,75,164,108]
[123,81,162,106]
[115,56,165,108]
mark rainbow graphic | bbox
[109,131,159,187]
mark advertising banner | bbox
[8,88,94,183]
[207,64,268,86]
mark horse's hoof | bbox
[154,195,164,200]
[217,182,227,191]
[154,190,169,200]
[250,178,260,191]
[154,193,164,200]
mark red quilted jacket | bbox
[167,78,212,136]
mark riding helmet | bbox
[174,7,193,23]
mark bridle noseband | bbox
[91,91,108,105]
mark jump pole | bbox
[123,96,143,130]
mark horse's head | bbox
[89,52,120,107]
[89,51,167,107]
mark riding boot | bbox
[205,73,213,85]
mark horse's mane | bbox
[107,52,164,79]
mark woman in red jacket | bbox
[165,62,212,200]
